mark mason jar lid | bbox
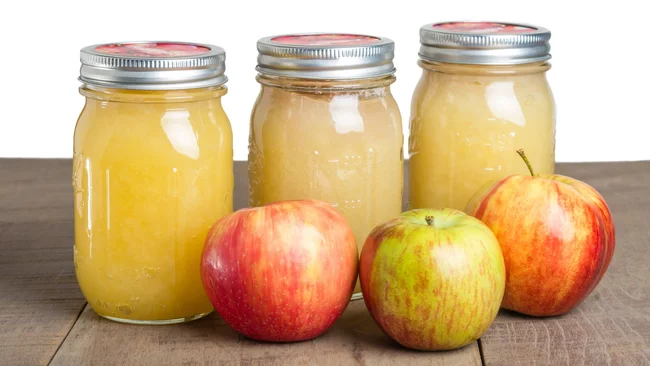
[256,33,396,80]
[419,22,551,65]
[80,41,227,90]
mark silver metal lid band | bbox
[256,34,396,80]
[419,22,552,65]
[79,41,227,90]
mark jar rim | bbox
[79,84,228,103]
[255,73,396,91]
[418,59,552,76]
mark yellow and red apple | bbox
[201,200,358,342]
[466,149,615,317]
[360,209,506,351]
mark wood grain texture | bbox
[0,159,86,366]
[50,301,480,366]
[480,161,650,366]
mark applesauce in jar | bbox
[409,22,556,210]
[73,42,233,324]
[249,34,404,299]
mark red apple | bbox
[201,200,358,342]
[466,149,615,317]
[360,209,506,351]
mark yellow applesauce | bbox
[410,22,556,211]
[249,76,404,297]
[74,85,233,323]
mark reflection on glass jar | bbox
[409,22,556,211]
[249,34,404,299]
[73,42,233,324]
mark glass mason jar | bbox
[409,22,556,211]
[73,42,233,324]
[249,34,404,299]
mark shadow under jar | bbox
[409,22,556,211]
[73,42,233,324]
[248,34,404,299]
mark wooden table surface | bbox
[0,159,648,366]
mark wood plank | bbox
[50,301,480,366]
[0,159,72,223]
[0,159,86,366]
[480,161,650,365]
[49,159,480,365]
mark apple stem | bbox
[425,216,434,226]
[517,149,536,177]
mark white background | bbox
[0,0,648,162]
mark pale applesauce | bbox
[249,76,404,296]
[409,61,555,210]
[74,86,233,323]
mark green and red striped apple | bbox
[360,209,506,351]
